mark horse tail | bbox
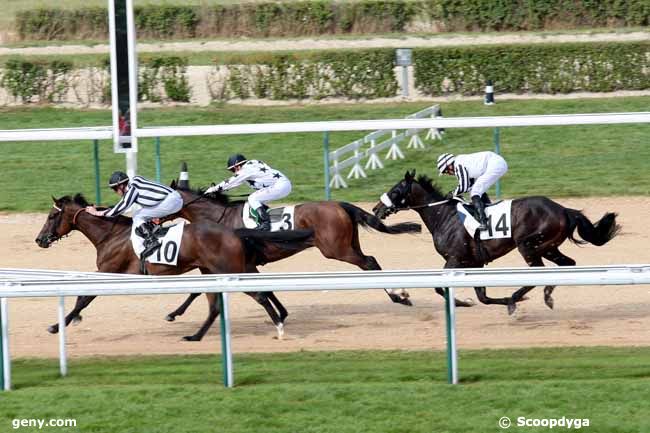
[338,202,421,234]
[235,228,315,266]
[565,209,621,246]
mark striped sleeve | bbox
[104,187,138,217]
[453,164,471,195]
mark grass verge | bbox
[1,96,649,212]
[0,347,649,433]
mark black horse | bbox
[372,170,621,313]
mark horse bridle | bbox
[380,181,450,213]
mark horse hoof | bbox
[72,315,82,325]
[545,297,554,310]
[182,335,200,341]
[465,298,476,306]
[507,303,517,315]
[399,297,413,307]
[165,315,176,322]
[47,325,58,334]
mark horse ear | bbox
[410,169,416,178]
[51,195,58,204]
[170,179,177,189]
[404,170,411,180]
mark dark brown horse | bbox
[35,194,314,340]
[372,171,621,313]
[162,179,422,321]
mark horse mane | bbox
[60,193,132,225]
[415,175,445,200]
[175,184,245,207]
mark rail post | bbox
[1,297,10,390]
[58,297,68,377]
[218,293,233,388]
[323,132,331,200]
[494,127,501,199]
[155,137,161,182]
[444,287,458,385]
[93,140,101,205]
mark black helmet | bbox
[108,171,129,188]
[226,154,247,171]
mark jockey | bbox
[437,151,508,231]
[204,154,292,231]
[85,171,183,258]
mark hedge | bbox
[414,42,650,96]
[219,50,399,100]
[15,0,650,41]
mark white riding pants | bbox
[248,178,292,210]
[131,191,183,235]
[470,155,508,197]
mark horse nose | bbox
[35,237,48,248]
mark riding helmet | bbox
[226,154,247,171]
[436,153,455,175]
[108,171,129,187]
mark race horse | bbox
[372,171,621,313]
[160,178,422,322]
[35,194,314,340]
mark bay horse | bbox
[161,179,422,322]
[35,194,314,340]
[372,170,621,313]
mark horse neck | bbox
[74,210,129,248]
[184,198,243,227]
[410,185,451,232]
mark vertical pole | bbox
[493,127,501,199]
[155,137,162,183]
[444,287,459,385]
[401,66,409,97]
[58,297,68,377]
[218,293,233,388]
[1,298,10,390]
[93,140,101,205]
[323,132,331,200]
[0,298,4,391]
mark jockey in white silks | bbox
[437,151,508,230]
[204,154,292,231]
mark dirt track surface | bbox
[2,198,650,358]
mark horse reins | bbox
[72,208,85,226]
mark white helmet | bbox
[436,153,455,175]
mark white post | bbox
[385,130,405,160]
[1,298,10,391]
[58,297,68,377]
[347,150,367,180]
[365,139,384,170]
[218,293,234,388]
[445,287,459,385]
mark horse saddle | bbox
[242,202,296,231]
[456,200,513,240]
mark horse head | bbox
[35,195,86,248]
[372,170,417,219]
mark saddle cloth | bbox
[242,202,296,231]
[456,200,512,240]
[131,221,184,266]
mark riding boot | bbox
[137,221,162,259]
[257,205,271,231]
[481,193,491,204]
[472,195,488,231]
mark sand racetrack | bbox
[2,198,650,358]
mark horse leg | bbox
[541,248,576,309]
[432,260,476,307]
[472,286,515,309]
[360,255,412,306]
[183,293,219,342]
[507,256,545,315]
[246,292,285,340]
[47,295,97,334]
[267,292,289,323]
[165,293,201,322]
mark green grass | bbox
[0,347,649,432]
[1,96,650,212]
